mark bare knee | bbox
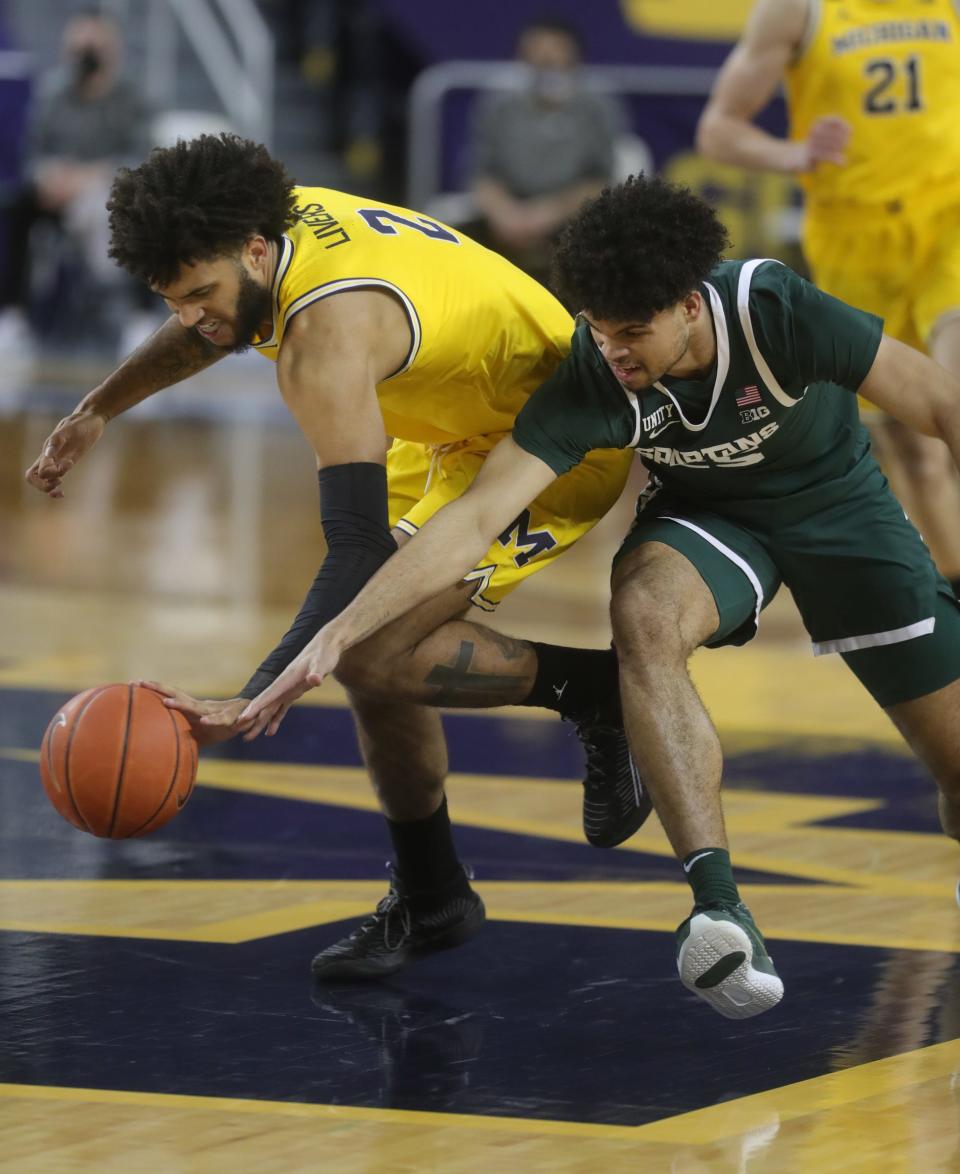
[334,633,395,695]
[610,582,689,666]
[609,547,717,670]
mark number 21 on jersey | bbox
[863,56,924,115]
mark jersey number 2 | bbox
[358,208,460,244]
[863,56,923,115]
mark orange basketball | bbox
[39,683,198,837]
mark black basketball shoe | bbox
[571,706,653,848]
[311,868,486,981]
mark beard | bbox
[229,268,273,353]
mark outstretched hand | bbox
[136,681,282,746]
[25,410,107,498]
[238,631,342,737]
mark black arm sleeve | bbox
[238,462,397,699]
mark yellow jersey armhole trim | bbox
[280,278,423,378]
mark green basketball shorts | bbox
[614,471,960,707]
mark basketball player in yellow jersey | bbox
[697,0,960,594]
[24,135,644,981]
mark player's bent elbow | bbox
[694,111,724,160]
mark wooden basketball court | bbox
[2,361,960,1171]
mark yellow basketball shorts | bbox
[386,435,632,611]
[804,197,960,359]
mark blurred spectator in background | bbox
[0,8,151,360]
[469,17,623,283]
[696,0,960,595]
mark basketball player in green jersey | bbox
[244,176,960,1020]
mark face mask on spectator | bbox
[73,47,102,85]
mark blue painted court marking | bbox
[2,923,957,1126]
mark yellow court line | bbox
[2,747,949,898]
[637,1036,960,1145]
[0,1082,639,1140]
[2,1037,960,1146]
[2,879,958,952]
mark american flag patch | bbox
[736,384,762,407]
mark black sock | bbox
[386,796,471,910]
[682,847,740,909]
[519,642,620,719]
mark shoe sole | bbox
[312,897,487,983]
[677,913,784,1020]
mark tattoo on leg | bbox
[425,641,529,705]
[482,628,531,662]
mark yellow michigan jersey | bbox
[253,186,632,608]
[254,186,573,445]
[786,0,960,208]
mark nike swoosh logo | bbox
[682,850,714,873]
[553,682,567,700]
[647,420,680,439]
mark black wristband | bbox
[238,462,397,699]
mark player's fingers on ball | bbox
[161,694,195,711]
[172,696,211,716]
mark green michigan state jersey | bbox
[513,259,884,517]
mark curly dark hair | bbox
[552,175,730,322]
[107,134,298,286]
